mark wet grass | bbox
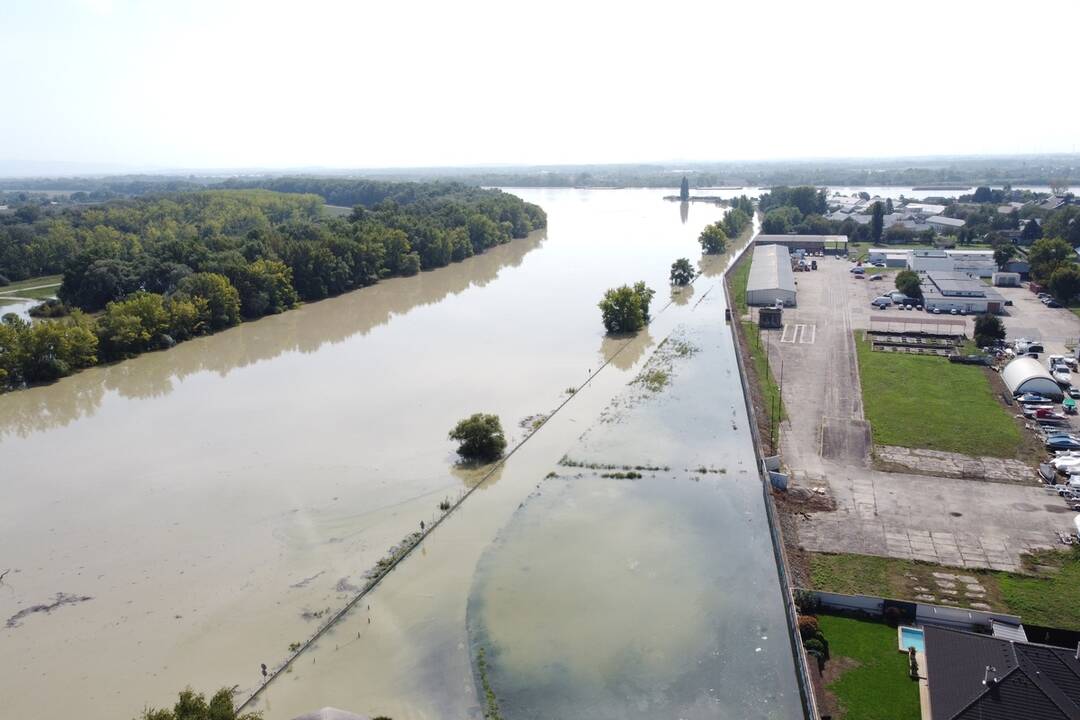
[476,647,504,720]
[636,369,670,392]
[854,331,1022,457]
[558,456,669,472]
[816,615,920,720]
[809,548,1080,631]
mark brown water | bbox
[0,189,739,719]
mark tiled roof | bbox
[926,626,1080,720]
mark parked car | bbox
[853,273,865,279]
[1047,299,1062,308]
[850,267,865,274]
[869,274,883,281]
[932,307,941,314]
[1047,436,1080,450]
[1069,387,1080,399]
[871,296,892,309]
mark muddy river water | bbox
[0,188,801,719]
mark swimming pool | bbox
[899,626,925,653]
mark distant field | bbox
[0,274,62,305]
[855,331,1022,457]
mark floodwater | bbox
[468,293,803,720]
[0,189,759,720]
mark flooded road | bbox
[1,189,752,720]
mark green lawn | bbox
[809,549,1080,632]
[742,321,784,443]
[855,331,1022,457]
[817,615,920,720]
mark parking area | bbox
[766,254,1079,571]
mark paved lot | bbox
[762,253,1078,571]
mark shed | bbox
[746,244,797,307]
[992,272,1021,287]
[1001,357,1063,400]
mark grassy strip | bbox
[855,331,1022,457]
[729,252,751,315]
[742,321,785,439]
[817,615,921,720]
[809,549,1080,631]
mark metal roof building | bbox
[746,243,797,307]
[1001,357,1063,401]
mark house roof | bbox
[926,625,1080,720]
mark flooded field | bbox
[0,189,770,719]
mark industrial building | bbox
[907,249,996,278]
[919,272,1005,314]
[753,234,848,255]
[746,244,797,307]
[867,249,911,267]
[1001,357,1063,401]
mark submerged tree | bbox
[449,413,507,462]
[698,222,728,254]
[598,281,655,333]
[670,258,694,286]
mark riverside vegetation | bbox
[0,182,545,391]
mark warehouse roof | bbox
[747,243,796,295]
[754,234,848,246]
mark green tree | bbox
[679,176,690,202]
[598,282,655,333]
[973,313,1006,347]
[1049,265,1080,302]
[895,269,922,299]
[871,202,884,244]
[1021,218,1043,242]
[137,686,261,720]
[96,291,171,359]
[993,243,1016,269]
[174,273,241,330]
[448,413,507,462]
[1029,237,1074,283]
[698,222,728,254]
[670,258,694,286]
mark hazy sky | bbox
[3,0,1078,172]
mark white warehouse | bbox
[746,243,797,307]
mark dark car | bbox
[1046,299,1062,308]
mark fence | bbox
[798,588,1022,631]
[723,234,819,720]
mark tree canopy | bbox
[698,223,728,254]
[449,413,507,462]
[895,269,922,299]
[598,282,655,333]
[679,176,690,202]
[1028,237,1074,284]
[670,258,694,286]
[137,687,261,720]
[0,183,545,393]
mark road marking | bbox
[781,323,816,344]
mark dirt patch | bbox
[772,487,835,589]
[730,318,777,455]
[817,655,861,719]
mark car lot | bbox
[766,255,1079,570]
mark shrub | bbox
[884,605,903,628]
[698,222,728,254]
[797,615,820,640]
[449,413,507,462]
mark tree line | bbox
[0,184,545,392]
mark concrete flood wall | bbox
[799,588,1022,631]
[723,235,819,720]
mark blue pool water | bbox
[900,626,925,653]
